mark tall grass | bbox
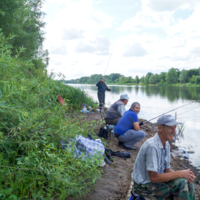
[0,33,102,199]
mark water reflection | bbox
[69,84,200,167]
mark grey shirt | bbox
[132,133,171,184]
[117,104,126,116]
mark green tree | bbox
[187,69,198,79]
[195,76,200,84]
[149,74,159,84]
[179,70,188,83]
[109,73,122,82]
[190,75,196,84]
[0,0,49,73]
[160,79,164,83]
[159,72,167,82]
[135,75,139,84]
[166,68,178,84]
[144,72,153,84]
[140,76,145,84]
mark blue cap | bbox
[120,93,129,100]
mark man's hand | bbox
[110,88,112,91]
[181,169,195,183]
[139,122,144,126]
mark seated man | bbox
[105,93,129,125]
[114,102,145,150]
[132,115,195,200]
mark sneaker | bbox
[123,144,137,150]
[118,141,124,146]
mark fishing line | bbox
[143,101,195,124]
[103,45,115,76]
[177,106,199,116]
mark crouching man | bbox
[105,93,129,125]
[132,115,196,200]
[114,102,145,150]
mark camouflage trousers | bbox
[133,178,195,200]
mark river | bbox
[69,84,200,167]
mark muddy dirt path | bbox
[71,110,200,200]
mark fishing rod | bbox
[103,45,115,75]
[142,101,196,124]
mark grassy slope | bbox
[0,34,102,199]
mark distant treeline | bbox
[65,67,200,85]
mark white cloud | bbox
[119,12,158,32]
[75,36,111,55]
[123,43,148,57]
[62,29,85,40]
[50,45,67,55]
[167,4,200,37]
[143,0,198,12]
[43,0,200,79]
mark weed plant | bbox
[0,33,102,199]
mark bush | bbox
[0,33,102,199]
[195,76,200,85]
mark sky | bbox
[43,0,200,80]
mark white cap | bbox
[120,94,129,100]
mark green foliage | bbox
[0,0,49,72]
[140,76,145,84]
[166,68,178,84]
[144,72,153,84]
[187,69,199,79]
[179,70,188,83]
[0,34,102,199]
[190,75,196,84]
[135,75,139,84]
[149,74,159,84]
[159,72,167,81]
[195,76,200,84]
[65,72,137,85]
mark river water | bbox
[69,84,200,167]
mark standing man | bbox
[114,102,145,150]
[96,77,112,110]
[132,115,195,200]
[105,93,129,125]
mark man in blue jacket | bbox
[96,77,112,110]
[114,102,145,150]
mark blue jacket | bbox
[96,81,111,92]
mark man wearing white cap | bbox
[105,93,129,125]
[131,115,195,200]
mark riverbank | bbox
[70,110,200,200]
[69,82,200,87]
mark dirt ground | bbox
[71,110,200,200]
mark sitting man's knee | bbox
[173,178,188,188]
[140,131,145,138]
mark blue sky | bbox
[43,0,200,79]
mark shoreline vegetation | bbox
[0,1,104,198]
[0,21,101,200]
[65,70,200,87]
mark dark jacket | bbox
[105,99,124,119]
[96,81,111,92]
